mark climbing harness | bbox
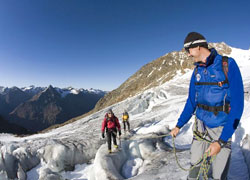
[197,103,230,116]
[193,116,213,143]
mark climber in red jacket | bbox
[101,108,121,153]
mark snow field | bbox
[0,45,250,179]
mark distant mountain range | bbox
[0,85,106,134]
[58,43,234,128]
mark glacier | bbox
[0,46,250,180]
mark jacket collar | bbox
[194,48,217,67]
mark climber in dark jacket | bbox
[101,108,121,153]
[170,32,244,180]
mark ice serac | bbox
[38,166,64,180]
[90,125,173,180]
[0,144,39,179]
[40,141,90,172]
[0,118,102,179]
[90,144,126,180]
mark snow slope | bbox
[0,46,250,180]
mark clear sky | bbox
[0,0,250,91]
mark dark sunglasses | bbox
[184,41,195,54]
[185,47,190,53]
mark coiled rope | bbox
[120,130,215,180]
[172,136,215,180]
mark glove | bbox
[102,132,105,138]
[119,130,121,136]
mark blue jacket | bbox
[176,49,244,142]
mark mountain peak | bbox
[92,42,237,113]
[208,42,232,55]
[47,85,54,89]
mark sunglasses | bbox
[184,41,195,54]
[185,47,190,53]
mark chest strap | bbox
[195,80,228,86]
[197,103,230,115]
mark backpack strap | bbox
[195,66,198,76]
[222,56,229,85]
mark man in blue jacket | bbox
[170,32,244,180]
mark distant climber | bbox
[122,110,130,132]
[101,109,121,153]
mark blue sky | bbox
[0,0,250,91]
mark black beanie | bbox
[184,32,208,49]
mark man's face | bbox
[186,46,200,62]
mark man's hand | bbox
[206,142,221,156]
[102,132,105,139]
[170,127,180,137]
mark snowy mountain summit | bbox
[0,85,106,134]
[0,43,250,180]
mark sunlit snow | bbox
[0,45,250,180]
